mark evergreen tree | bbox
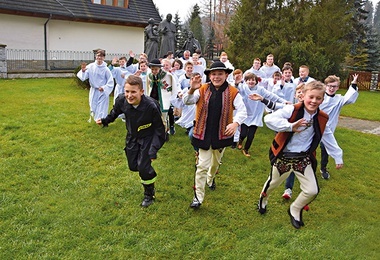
[173,12,184,53]
[374,1,380,34]
[366,27,380,71]
[346,0,371,71]
[189,4,205,52]
[227,0,355,78]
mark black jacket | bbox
[102,94,166,158]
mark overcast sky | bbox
[152,0,380,22]
[152,0,199,21]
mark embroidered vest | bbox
[192,83,238,149]
[269,102,329,168]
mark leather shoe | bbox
[257,202,267,214]
[190,198,201,209]
[209,179,216,191]
[288,208,301,229]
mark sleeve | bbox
[233,93,247,125]
[126,57,134,67]
[261,98,285,111]
[101,97,124,126]
[149,103,166,159]
[102,69,115,96]
[343,84,359,105]
[77,67,89,81]
[183,89,200,105]
[261,87,287,103]
[321,126,343,165]
[264,105,294,132]
[170,92,184,109]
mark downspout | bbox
[44,14,52,70]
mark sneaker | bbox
[190,198,201,209]
[282,188,292,199]
[237,140,243,150]
[320,169,330,180]
[231,142,237,149]
[170,126,176,135]
[242,149,251,157]
[209,179,216,191]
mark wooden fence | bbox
[345,71,380,91]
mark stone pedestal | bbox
[370,71,379,91]
[0,44,7,79]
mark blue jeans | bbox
[188,126,198,152]
[284,172,295,190]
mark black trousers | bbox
[124,136,157,182]
[239,124,258,151]
[320,142,328,170]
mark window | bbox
[118,0,125,7]
[92,0,128,8]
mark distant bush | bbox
[73,64,90,90]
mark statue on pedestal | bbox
[158,14,176,58]
[182,31,201,55]
[144,18,159,62]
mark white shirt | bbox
[264,105,343,164]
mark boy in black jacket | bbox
[97,75,166,207]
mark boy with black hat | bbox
[183,61,247,209]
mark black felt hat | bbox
[148,59,163,67]
[204,61,233,75]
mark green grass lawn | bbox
[337,88,380,121]
[0,78,379,259]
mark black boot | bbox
[141,183,155,207]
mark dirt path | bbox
[338,116,380,136]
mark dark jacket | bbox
[102,94,166,158]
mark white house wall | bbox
[48,20,144,54]
[0,13,144,55]
[0,14,45,49]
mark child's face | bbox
[124,83,144,106]
[139,55,147,62]
[303,89,324,114]
[253,60,261,69]
[283,69,292,81]
[325,81,340,95]
[162,62,171,72]
[273,75,281,82]
[119,59,126,67]
[95,53,105,65]
[266,56,274,66]
[295,89,304,102]
[185,65,193,75]
[234,73,243,82]
[220,55,228,63]
[140,63,148,72]
[173,62,181,70]
[299,68,309,79]
[246,77,257,87]
[209,70,228,88]
[151,66,161,75]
